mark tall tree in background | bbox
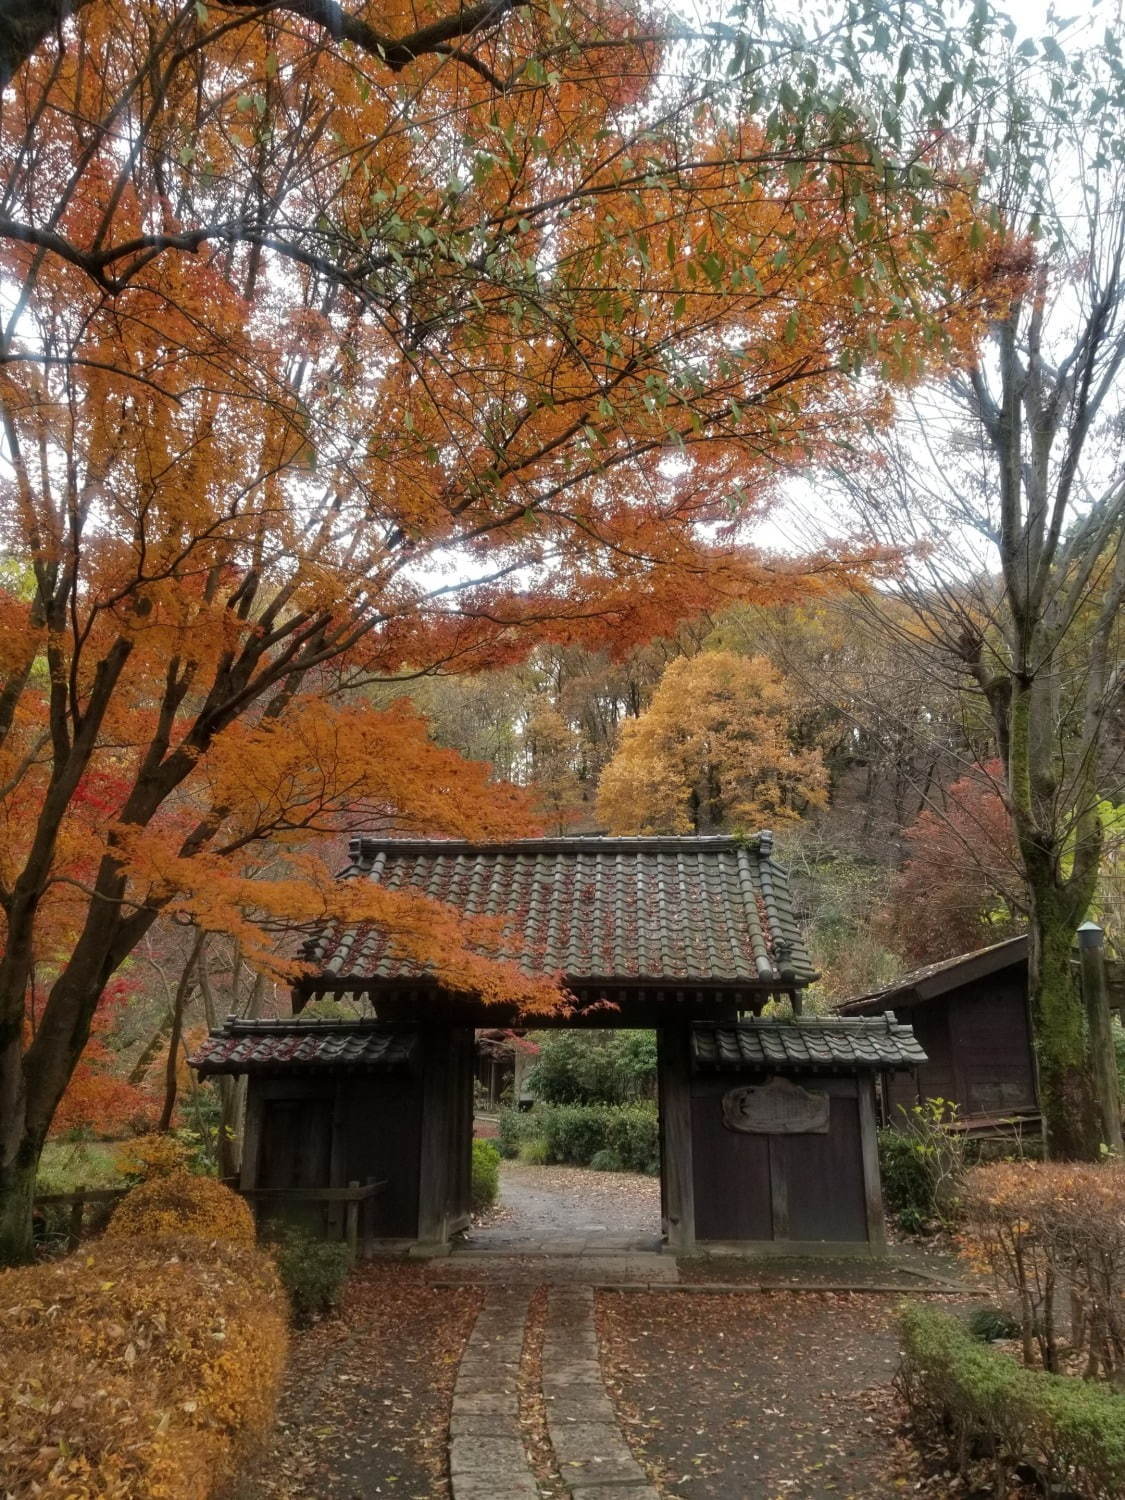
[598,652,828,833]
[829,29,1125,1156]
[882,761,1023,965]
[0,0,1014,1259]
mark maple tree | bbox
[597,651,829,834]
[0,0,1015,1261]
[881,761,1023,965]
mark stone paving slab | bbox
[432,1253,679,1285]
[543,1286,658,1497]
[449,1287,536,1500]
[570,1489,659,1500]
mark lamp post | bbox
[1077,921,1123,1154]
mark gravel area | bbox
[460,1160,661,1249]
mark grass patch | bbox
[37,1139,127,1193]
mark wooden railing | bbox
[34,1186,130,1252]
[236,1179,386,1260]
[35,1178,385,1259]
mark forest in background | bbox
[63,580,1121,1164]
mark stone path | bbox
[448,1284,658,1500]
[543,1287,658,1499]
[450,1286,537,1500]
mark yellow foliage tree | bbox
[597,652,828,834]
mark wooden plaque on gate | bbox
[721,1076,830,1135]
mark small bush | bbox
[539,1102,660,1173]
[589,1148,623,1172]
[115,1131,192,1182]
[878,1099,965,1232]
[268,1224,351,1324]
[968,1305,1023,1343]
[0,1236,287,1498]
[107,1170,256,1245]
[900,1303,1125,1500]
[500,1102,659,1172]
[471,1139,500,1212]
[960,1160,1125,1377]
[498,1107,534,1159]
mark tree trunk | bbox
[1030,894,1101,1160]
[0,1123,40,1265]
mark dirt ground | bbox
[231,1264,480,1500]
[229,1166,978,1500]
[596,1289,963,1500]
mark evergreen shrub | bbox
[498,1102,659,1172]
[528,1030,657,1104]
[877,1099,965,1232]
[900,1303,1125,1499]
[268,1224,352,1324]
[471,1139,500,1212]
[589,1148,623,1172]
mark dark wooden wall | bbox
[689,1074,870,1244]
[884,969,1036,1119]
[243,1061,426,1241]
[340,1073,423,1238]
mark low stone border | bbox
[434,1280,985,1295]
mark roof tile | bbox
[191,1020,417,1076]
[692,1016,926,1073]
[304,835,815,989]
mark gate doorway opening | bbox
[466,1027,662,1254]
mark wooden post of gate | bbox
[659,1023,696,1254]
[857,1081,886,1250]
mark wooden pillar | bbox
[858,1077,886,1251]
[239,1087,264,1192]
[658,1023,696,1253]
[417,1027,452,1248]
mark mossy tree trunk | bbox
[956,274,1125,1158]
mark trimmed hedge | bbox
[900,1303,1125,1499]
[106,1169,257,1245]
[499,1102,659,1174]
[471,1139,500,1212]
[0,1235,288,1498]
[1,1159,287,1496]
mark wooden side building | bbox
[836,936,1038,1127]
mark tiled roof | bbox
[304,834,815,991]
[837,935,1028,1014]
[190,1019,417,1076]
[692,1016,927,1072]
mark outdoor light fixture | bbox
[1078,920,1106,951]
